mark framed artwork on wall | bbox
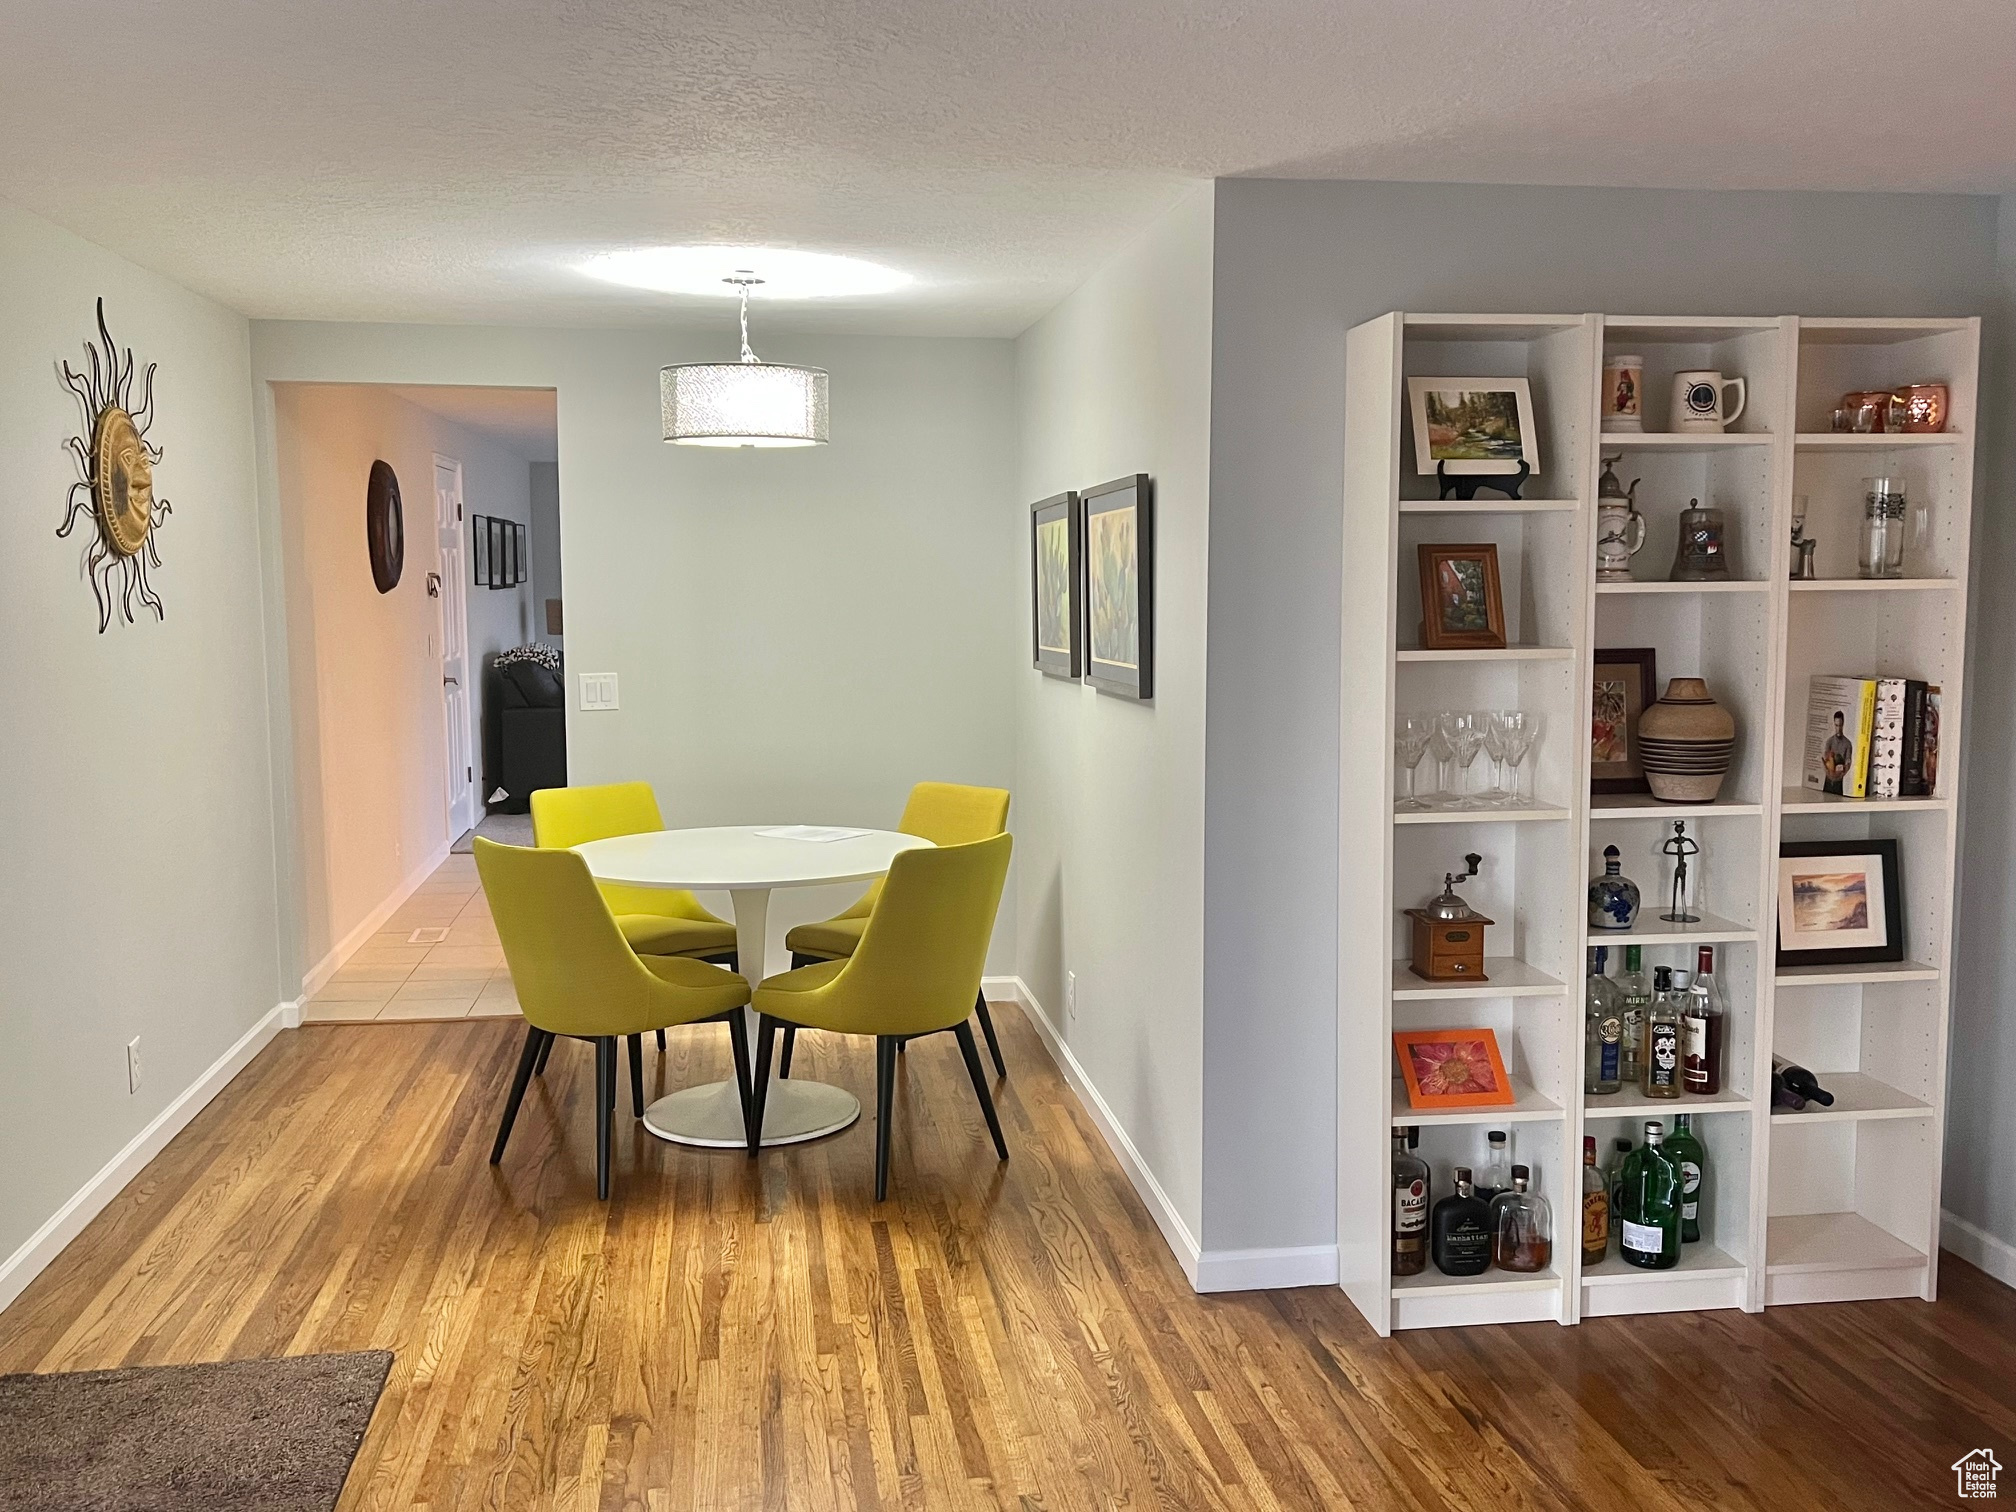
[1083,474,1154,700]
[471,513,490,587]
[1030,490,1082,679]
[514,522,529,585]
[1415,543,1506,650]
[487,517,507,589]
[1775,838,1906,968]
[1592,647,1659,794]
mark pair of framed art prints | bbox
[1030,474,1154,700]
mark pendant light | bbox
[661,273,828,447]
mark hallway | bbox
[303,852,520,1023]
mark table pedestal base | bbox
[641,1077,860,1148]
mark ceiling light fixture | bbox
[661,273,828,448]
[584,246,908,300]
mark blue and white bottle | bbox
[1589,845,1640,929]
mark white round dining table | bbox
[573,825,933,1147]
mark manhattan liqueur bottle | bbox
[1490,1165,1553,1273]
[1476,1130,1513,1206]
[1617,945,1652,1086]
[1430,1167,1493,1276]
[1666,1114,1706,1244]
[1580,1135,1611,1266]
[1682,946,1726,1095]
[1584,946,1623,1095]
[1616,1120,1682,1269]
[1392,1127,1430,1276]
[1642,967,1683,1099]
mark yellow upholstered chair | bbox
[781,781,1011,1078]
[752,833,1013,1200]
[531,781,737,1060]
[475,838,753,1199]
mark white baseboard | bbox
[0,1000,293,1315]
[985,976,1205,1287]
[300,839,452,1000]
[1942,1208,2016,1290]
[1194,1245,1341,1292]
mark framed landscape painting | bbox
[1407,377,1539,475]
[1030,491,1082,679]
[1776,838,1905,967]
[1083,474,1154,700]
[1415,543,1506,650]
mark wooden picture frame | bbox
[1030,490,1082,679]
[471,513,489,587]
[1592,647,1659,794]
[1416,543,1506,650]
[1393,1028,1517,1110]
[1776,838,1906,967]
[1083,474,1154,700]
[1406,376,1539,475]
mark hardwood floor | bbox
[2,1006,2011,1511]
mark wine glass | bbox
[1498,711,1540,804]
[1481,712,1514,806]
[1425,715,1456,807]
[1444,712,1487,808]
[1395,716,1434,812]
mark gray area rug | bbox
[0,1350,393,1512]
[451,810,533,853]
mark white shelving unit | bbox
[1338,311,1977,1335]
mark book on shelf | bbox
[1917,685,1942,798]
[1869,679,1905,799]
[1802,674,1939,799]
[1803,676,1874,798]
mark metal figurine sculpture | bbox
[1660,819,1702,924]
[1789,497,1819,580]
[57,298,173,631]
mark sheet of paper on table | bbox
[753,825,871,842]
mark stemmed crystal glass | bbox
[1425,716,1456,807]
[1480,713,1513,805]
[1394,715,1434,811]
[1444,712,1488,808]
[1497,711,1540,804]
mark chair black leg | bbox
[874,1035,899,1202]
[954,1022,1009,1162]
[779,1026,798,1079]
[594,1037,617,1200]
[748,1015,779,1157]
[656,1029,666,1053]
[627,1034,646,1117]
[975,994,1007,1077]
[534,1033,556,1076]
[491,1026,546,1165]
[726,1011,755,1140]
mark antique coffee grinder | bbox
[1406,853,1494,982]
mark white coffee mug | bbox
[1671,370,1746,433]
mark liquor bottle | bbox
[1666,1114,1706,1244]
[1584,946,1624,1095]
[1490,1165,1553,1273]
[1771,1055,1835,1108]
[1580,1135,1611,1266]
[1476,1129,1513,1206]
[1588,844,1641,929]
[1392,1127,1430,1276]
[1430,1166,1493,1276]
[1642,967,1683,1099]
[1616,1120,1682,1269]
[1683,946,1726,1095]
[1617,945,1652,1086]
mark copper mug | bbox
[1896,382,1948,433]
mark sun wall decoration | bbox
[57,299,174,632]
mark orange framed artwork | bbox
[1393,1028,1516,1109]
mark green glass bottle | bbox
[1616,1119,1682,1269]
[1665,1113,1706,1245]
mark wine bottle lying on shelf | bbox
[1771,1055,1836,1110]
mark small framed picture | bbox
[1394,1028,1516,1110]
[471,513,489,586]
[1083,474,1154,700]
[1416,543,1506,650]
[1407,377,1539,475]
[1030,491,1082,679]
[1776,838,1905,967]
[487,517,507,589]
[512,522,529,585]
[1592,647,1659,794]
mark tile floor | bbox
[302,852,521,1023]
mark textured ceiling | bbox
[387,387,558,463]
[2,0,2013,335]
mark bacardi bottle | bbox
[1392,1127,1430,1276]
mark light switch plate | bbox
[126,1036,143,1095]
[580,673,619,711]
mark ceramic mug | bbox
[1601,355,1645,432]
[1670,370,1746,432]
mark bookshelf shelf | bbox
[1340,310,1976,1336]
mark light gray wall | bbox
[0,202,284,1271]
[529,460,562,647]
[251,322,1020,972]
[1202,179,2001,1255]
[1013,186,1213,1250]
[1947,195,2016,1263]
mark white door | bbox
[435,457,476,838]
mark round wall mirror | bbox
[366,459,404,594]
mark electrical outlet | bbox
[126,1036,142,1095]
[580,672,620,711]
[1066,971,1077,1020]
